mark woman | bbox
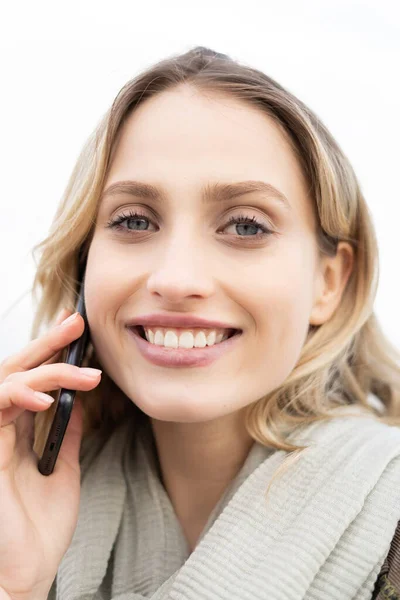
[0,46,399,600]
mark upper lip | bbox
[126,313,241,331]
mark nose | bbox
[145,237,215,303]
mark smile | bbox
[136,325,238,348]
[127,326,242,368]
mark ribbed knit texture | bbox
[48,406,400,600]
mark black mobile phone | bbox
[38,264,91,476]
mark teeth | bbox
[142,327,231,348]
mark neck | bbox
[149,409,254,550]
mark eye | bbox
[106,209,274,241]
[106,210,155,232]
[221,213,273,239]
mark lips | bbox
[125,314,242,331]
[127,325,243,368]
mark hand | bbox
[0,309,102,600]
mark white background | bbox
[0,0,399,361]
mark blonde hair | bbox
[30,46,400,460]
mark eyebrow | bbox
[100,179,291,210]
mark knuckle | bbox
[0,379,11,392]
[3,371,22,384]
[0,356,9,370]
[1,379,19,394]
[0,357,12,380]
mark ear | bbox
[309,242,354,326]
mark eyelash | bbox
[105,210,274,241]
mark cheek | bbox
[242,247,315,383]
[84,240,132,317]
[83,243,129,356]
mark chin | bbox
[129,394,233,424]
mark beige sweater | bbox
[48,406,400,599]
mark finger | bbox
[0,385,54,469]
[41,310,71,367]
[42,309,84,367]
[4,363,102,396]
[42,348,63,367]
[0,311,85,379]
[0,380,55,428]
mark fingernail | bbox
[80,368,102,378]
[60,312,79,326]
[34,391,55,404]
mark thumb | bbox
[55,394,84,474]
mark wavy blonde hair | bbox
[31,46,400,461]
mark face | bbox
[86,85,323,423]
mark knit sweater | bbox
[48,406,400,599]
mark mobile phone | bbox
[38,264,91,476]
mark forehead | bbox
[104,87,314,224]
[113,88,298,165]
